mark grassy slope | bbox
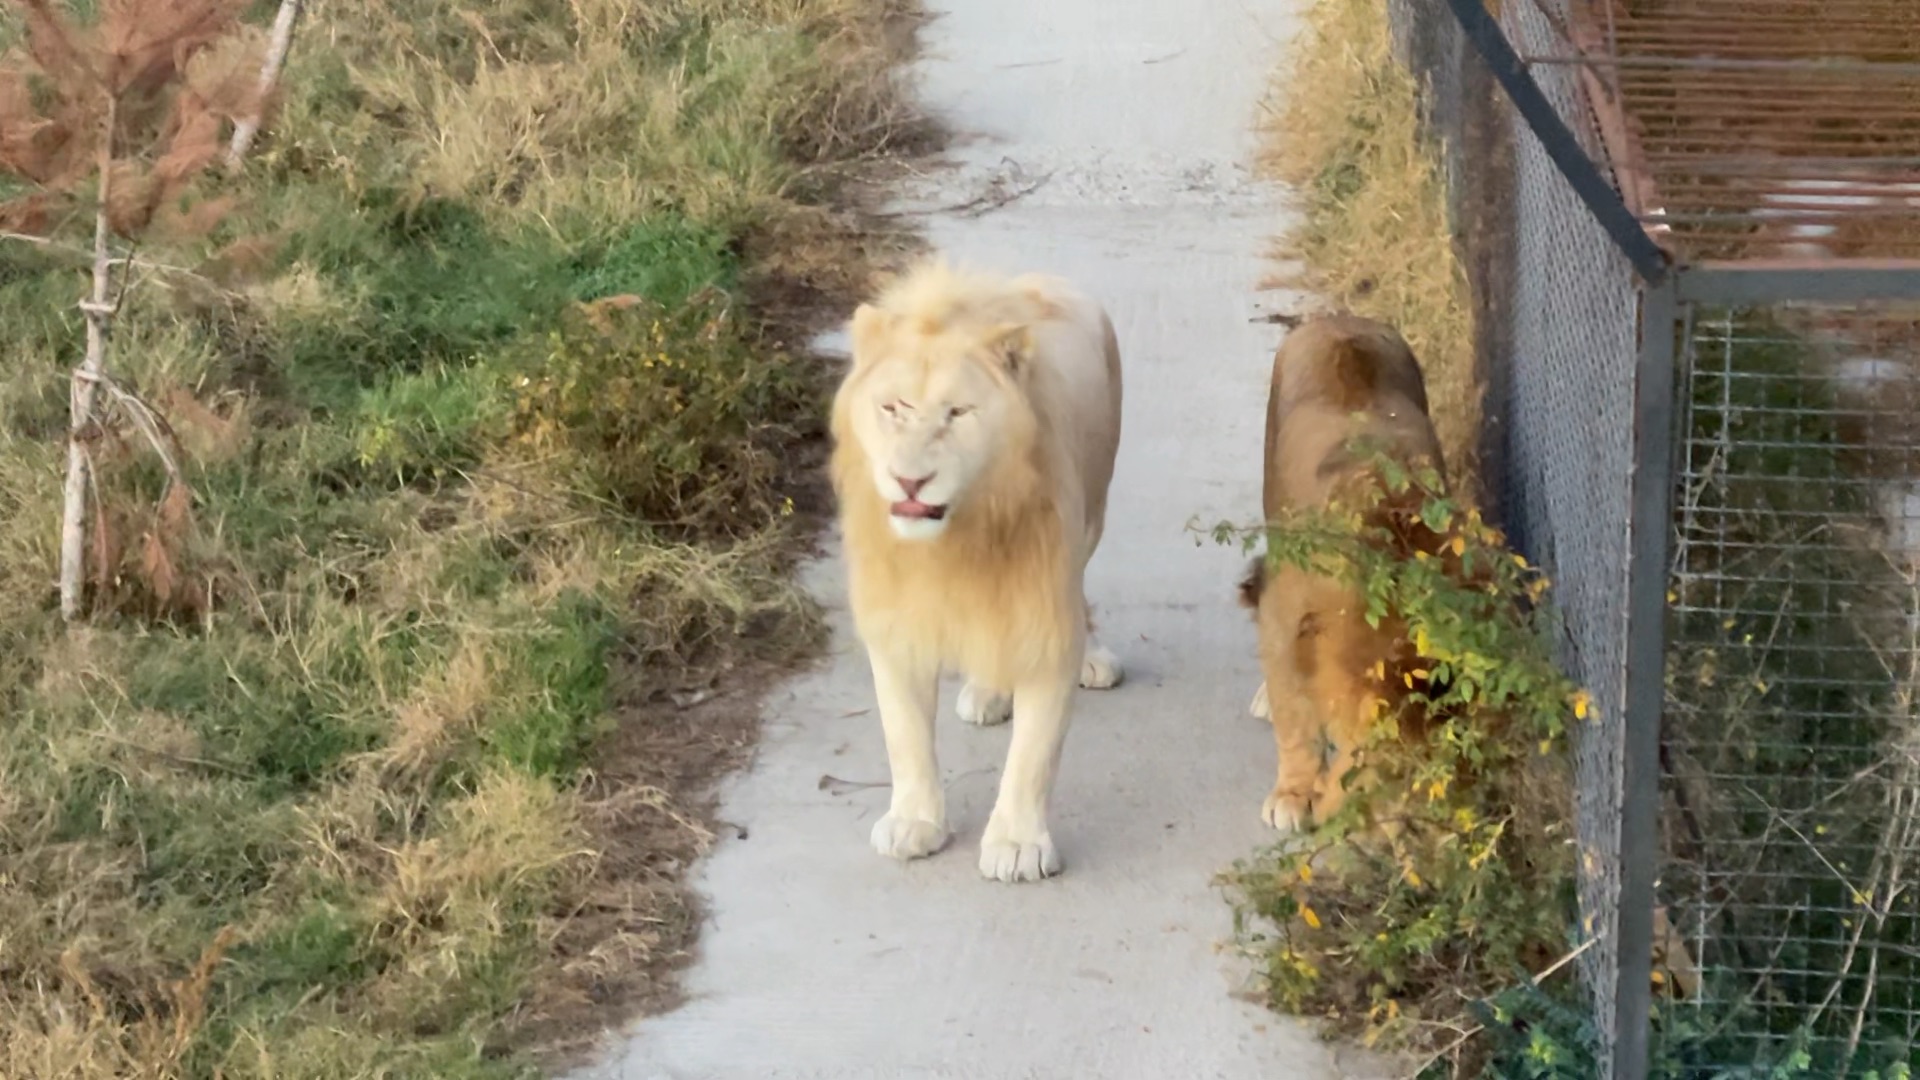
[0,0,921,1075]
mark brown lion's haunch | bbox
[830,258,1125,883]
[1240,314,1449,832]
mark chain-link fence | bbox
[1385,2,1641,1075]
[1382,1,1920,1077]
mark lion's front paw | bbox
[977,820,1061,882]
[1262,785,1314,834]
[1249,681,1270,719]
[870,812,950,860]
[1079,643,1123,690]
[956,682,1013,727]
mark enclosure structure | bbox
[1384,0,1920,1076]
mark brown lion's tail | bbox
[1237,555,1266,613]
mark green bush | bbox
[1212,448,1584,1064]
[510,288,815,534]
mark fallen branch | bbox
[1401,938,1597,1079]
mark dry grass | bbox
[1256,0,1482,497]
[0,0,925,1074]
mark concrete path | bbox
[577,1,1383,1077]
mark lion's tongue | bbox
[890,499,944,520]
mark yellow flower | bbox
[1570,689,1592,721]
[1301,905,1322,930]
[1448,535,1466,557]
[1298,863,1314,883]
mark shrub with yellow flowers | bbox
[1207,446,1589,1070]
[510,288,816,537]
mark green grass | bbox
[0,0,921,1074]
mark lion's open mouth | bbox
[889,499,947,521]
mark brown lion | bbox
[1238,314,1450,832]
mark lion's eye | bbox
[947,405,973,421]
[881,402,901,417]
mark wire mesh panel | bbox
[1661,299,1920,1074]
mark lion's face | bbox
[845,345,1024,542]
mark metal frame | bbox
[1675,263,1920,306]
[1614,274,1680,1080]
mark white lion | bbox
[830,258,1125,883]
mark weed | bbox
[509,289,818,534]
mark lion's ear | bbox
[848,303,893,368]
[983,323,1034,376]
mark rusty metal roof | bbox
[1556,0,1920,264]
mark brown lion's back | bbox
[1261,314,1447,532]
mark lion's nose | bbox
[894,473,934,499]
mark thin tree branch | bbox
[59,95,118,622]
[225,0,301,172]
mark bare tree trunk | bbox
[59,99,116,622]
[225,0,301,173]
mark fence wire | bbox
[1386,2,1641,1074]
[1663,302,1920,1074]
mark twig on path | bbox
[875,168,1055,221]
[819,773,890,796]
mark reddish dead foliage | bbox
[0,0,262,237]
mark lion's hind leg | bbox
[1079,601,1123,690]
[1257,579,1328,833]
[956,681,1013,727]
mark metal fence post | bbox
[1613,275,1681,1080]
